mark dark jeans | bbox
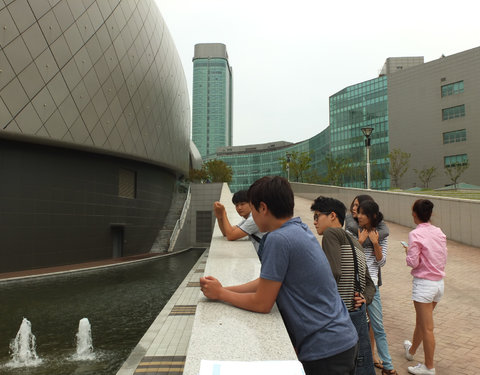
[349,304,375,375]
[302,343,358,375]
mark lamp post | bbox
[361,127,374,189]
[286,153,291,182]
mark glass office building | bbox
[211,76,390,192]
[329,76,390,189]
[308,127,331,179]
[192,43,233,158]
[213,128,330,192]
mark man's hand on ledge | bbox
[213,202,225,218]
[199,277,280,314]
[200,276,223,300]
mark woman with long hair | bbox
[346,195,390,370]
[356,200,397,375]
[345,195,375,235]
[403,199,447,375]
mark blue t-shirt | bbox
[260,217,358,361]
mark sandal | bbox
[374,361,383,369]
[381,369,398,375]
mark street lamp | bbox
[286,153,291,182]
[361,127,374,189]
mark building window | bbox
[119,169,136,199]
[444,154,468,168]
[443,129,466,144]
[442,105,465,120]
[441,81,464,97]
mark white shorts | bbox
[412,277,444,303]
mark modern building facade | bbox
[0,0,193,273]
[213,129,330,192]
[388,47,480,188]
[329,75,390,190]
[192,43,233,159]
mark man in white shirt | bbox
[213,190,265,252]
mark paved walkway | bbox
[117,250,208,375]
[295,196,480,375]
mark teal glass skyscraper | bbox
[192,43,233,159]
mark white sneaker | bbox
[404,340,414,361]
[408,363,435,374]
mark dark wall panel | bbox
[0,139,175,273]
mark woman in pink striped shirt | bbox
[402,199,447,375]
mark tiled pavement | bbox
[378,221,480,375]
[295,196,480,375]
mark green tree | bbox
[414,166,437,189]
[304,169,322,184]
[189,168,208,183]
[444,162,469,190]
[189,160,233,183]
[203,159,233,183]
[388,148,411,188]
[323,153,352,186]
[279,151,312,182]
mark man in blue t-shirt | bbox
[201,176,358,375]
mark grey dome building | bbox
[0,0,193,273]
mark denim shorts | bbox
[412,277,444,303]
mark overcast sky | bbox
[155,0,479,146]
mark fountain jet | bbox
[74,318,95,360]
[7,318,42,367]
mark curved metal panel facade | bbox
[0,0,190,174]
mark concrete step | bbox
[150,192,188,253]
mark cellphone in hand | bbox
[400,241,408,248]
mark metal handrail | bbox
[168,186,191,252]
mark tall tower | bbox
[192,43,233,159]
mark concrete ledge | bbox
[183,184,297,375]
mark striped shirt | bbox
[321,228,369,311]
[362,237,388,285]
[346,218,389,286]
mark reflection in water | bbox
[0,249,204,375]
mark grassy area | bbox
[399,189,480,200]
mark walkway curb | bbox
[116,249,208,375]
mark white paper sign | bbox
[199,359,305,375]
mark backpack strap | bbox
[250,233,262,243]
[345,232,362,292]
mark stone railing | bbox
[183,183,297,375]
[291,182,480,248]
